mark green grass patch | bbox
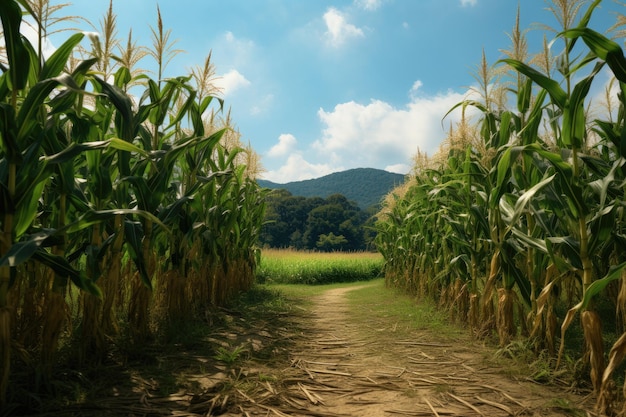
[257,249,383,285]
[345,280,462,340]
[271,280,376,305]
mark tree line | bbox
[259,190,377,251]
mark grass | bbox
[271,280,378,309]
[344,280,462,340]
[257,248,384,285]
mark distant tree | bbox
[303,194,365,250]
[316,233,348,252]
[260,190,372,251]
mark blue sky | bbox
[49,0,624,182]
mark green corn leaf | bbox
[562,62,604,148]
[41,33,85,80]
[43,140,110,164]
[92,165,113,201]
[496,146,520,193]
[166,87,196,129]
[545,238,576,273]
[124,219,151,289]
[511,227,548,253]
[124,176,152,211]
[92,77,134,140]
[0,0,31,90]
[547,236,582,271]
[113,66,132,88]
[13,179,47,238]
[43,138,148,165]
[31,249,102,297]
[108,138,149,155]
[520,89,547,145]
[17,74,81,140]
[587,205,616,255]
[532,146,588,217]
[0,103,20,162]
[508,173,555,234]
[63,209,170,236]
[561,27,626,83]
[588,157,625,207]
[0,231,50,267]
[159,196,193,227]
[582,262,626,311]
[497,111,514,149]
[556,0,602,57]
[198,95,223,115]
[500,58,567,109]
[593,119,621,153]
[517,77,533,114]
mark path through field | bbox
[265,283,594,417]
[55,281,596,416]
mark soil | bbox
[26,282,597,416]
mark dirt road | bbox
[51,282,595,416]
[268,283,594,417]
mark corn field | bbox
[0,0,265,406]
[376,1,626,414]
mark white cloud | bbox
[323,8,364,47]
[267,134,297,158]
[262,82,472,183]
[312,86,467,169]
[461,0,477,6]
[385,163,410,174]
[409,80,423,99]
[263,154,335,183]
[355,0,383,11]
[214,69,250,97]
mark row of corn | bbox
[0,0,266,406]
[376,1,626,414]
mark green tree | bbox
[316,232,348,252]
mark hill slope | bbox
[257,168,406,209]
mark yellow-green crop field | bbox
[257,249,383,285]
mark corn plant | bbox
[376,1,626,412]
[0,0,266,406]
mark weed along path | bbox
[265,282,594,417]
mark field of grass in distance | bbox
[256,249,384,285]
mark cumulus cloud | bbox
[461,0,477,6]
[312,84,467,169]
[263,153,335,183]
[214,69,250,97]
[263,82,471,183]
[355,0,384,11]
[385,163,410,174]
[323,7,364,47]
[409,80,423,99]
[267,134,297,158]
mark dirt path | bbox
[269,283,594,417]
[47,282,596,416]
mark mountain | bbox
[257,168,406,209]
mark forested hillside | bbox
[257,168,405,209]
